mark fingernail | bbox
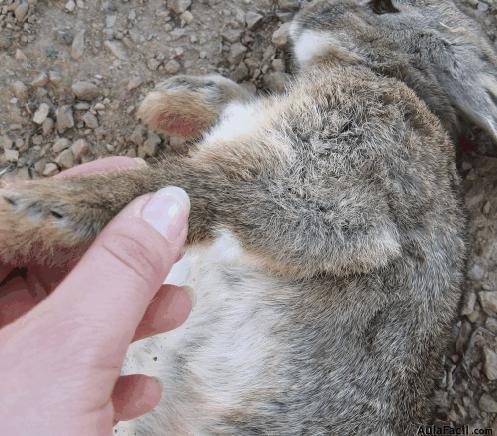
[142,187,190,242]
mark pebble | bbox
[14,2,29,22]
[72,81,101,101]
[222,28,243,44]
[165,59,181,74]
[4,149,19,162]
[147,58,161,71]
[168,0,191,14]
[229,42,248,64]
[272,22,290,48]
[52,138,71,153]
[0,135,13,150]
[71,30,86,60]
[479,394,497,413]
[483,348,497,381]
[245,11,263,30]
[461,291,476,316]
[82,111,99,129]
[15,49,28,62]
[70,138,89,160]
[479,291,497,315]
[48,71,64,87]
[42,162,59,177]
[11,81,28,100]
[0,36,11,50]
[277,0,300,11]
[33,103,50,125]
[55,149,74,169]
[31,72,49,88]
[181,11,193,24]
[65,0,76,12]
[468,263,485,281]
[127,77,144,91]
[42,118,55,136]
[56,105,75,133]
[104,40,128,60]
[130,125,146,146]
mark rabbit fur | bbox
[2,0,497,434]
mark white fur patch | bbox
[293,30,337,67]
[116,231,275,436]
[205,101,263,143]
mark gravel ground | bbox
[1,0,497,431]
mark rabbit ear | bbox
[370,0,399,14]
[450,73,497,144]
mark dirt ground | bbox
[1,0,497,431]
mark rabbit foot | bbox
[137,75,252,140]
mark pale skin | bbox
[0,157,192,436]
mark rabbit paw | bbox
[0,182,93,265]
[137,74,251,140]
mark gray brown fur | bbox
[1,0,496,434]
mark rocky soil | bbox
[1,0,497,431]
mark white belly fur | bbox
[114,230,280,435]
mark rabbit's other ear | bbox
[370,0,399,15]
[435,38,497,145]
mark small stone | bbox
[94,103,105,111]
[127,77,144,91]
[31,72,49,88]
[130,125,146,146]
[479,394,497,413]
[164,59,181,74]
[71,30,86,60]
[0,36,12,50]
[42,163,59,177]
[468,263,485,281]
[11,81,28,100]
[484,348,497,381]
[180,11,193,24]
[15,49,28,62]
[52,138,71,153]
[229,42,247,64]
[147,58,161,71]
[56,106,75,133]
[33,103,50,125]
[104,40,128,60]
[72,81,101,101]
[65,0,76,12]
[15,2,29,22]
[277,0,300,11]
[263,72,289,93]
[0,135,14,150]
[245,11,263,30]
[461,291,476,316]
[82,112,98,129]
[272,22,290,48]
[4,149,19,162]
[55,149,74,169]
[479,291,497,315]
[222,28,243,44]
[48,71,64,87]
[168,0,191,14]
[70,139,89,160]
[230,63,249,82]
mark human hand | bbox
[0,157,192,435]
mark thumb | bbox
[41,186,190,355]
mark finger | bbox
[112,374,162,423]
[43,187,190,360]
[133,284,192,342]
[56,157,146,178]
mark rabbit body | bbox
[3,0,497,434]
